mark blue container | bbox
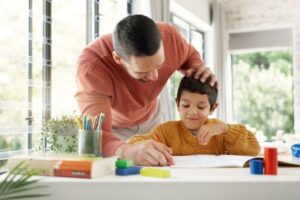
[249,158,264,175]
[291,144,300,158]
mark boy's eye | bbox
[198,107,205,110]
[182,104,189,108]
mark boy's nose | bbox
[189,107,198,114]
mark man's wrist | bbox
[115,143,134,160]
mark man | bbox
[75,15,217,166]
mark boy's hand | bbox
[197,122,229,145]
[118,140,174,166]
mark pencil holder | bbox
[78,129,102,157]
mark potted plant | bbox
[39,115,78,153]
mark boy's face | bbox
[177,90,216,131]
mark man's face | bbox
[121,44,165,82]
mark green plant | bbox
[0,162,49,200]
[39,115,78,153]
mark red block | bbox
[264,147,278,175]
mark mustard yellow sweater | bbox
[127,119,260,156]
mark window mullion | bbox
[42,0,52,151]
[27,0,33,150]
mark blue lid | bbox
[291,144,300,158]
[249,158,264,175]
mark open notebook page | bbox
[172,155,255,168]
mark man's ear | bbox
[112,51,122,65]
[209,103,218,115]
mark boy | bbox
[127,75,260,157]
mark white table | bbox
[27,167,300,200]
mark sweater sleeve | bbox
[75,58,124,156]
[127,126,168,145]
[224,124,260,156]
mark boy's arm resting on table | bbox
[224,124,261,156]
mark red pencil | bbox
[153,134,161,142]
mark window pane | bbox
[191,30,204,59]
[0,0,27,156]
[51,0,86,118]
[232,50,294,141]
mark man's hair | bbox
[176,74,218,110]
[112,15,161,61]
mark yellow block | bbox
[140,168,170,178]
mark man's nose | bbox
[146,69,158,81]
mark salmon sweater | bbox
[75,22,203,156]
[127,119,260,156]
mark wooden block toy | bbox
[140,168,170,178]
[116,159,134,168]
[116,166,141,176]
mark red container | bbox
[264,147,278,175]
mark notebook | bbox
[172,154,300,168]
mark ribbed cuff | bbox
[225,124,246,143]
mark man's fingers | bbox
[152,141,174,165]
[199,69,212,83]
[185,68,196,76]
[209,75,218,87]
[194,67,206,79]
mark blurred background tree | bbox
[232,50,294,140]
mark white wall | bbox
[221,0,300,133]
[171,0,211,31]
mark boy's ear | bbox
[112,51,122,65]
[209,103,218,115]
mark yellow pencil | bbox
[76,116,83,129]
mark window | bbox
[228,28,294,141]
[0,0,127,167]
[0,0,28,160]
[231,50,294,141]
[169,14,206,119]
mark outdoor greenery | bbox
[232,50,294,140]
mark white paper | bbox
[172,155,254,168]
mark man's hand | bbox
[185,66,217,87]
[198,122,229,145]
[116,140,174,166]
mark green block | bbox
[140,168,170,178]
[116,159,134,168]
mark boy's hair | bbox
[112,15,161,61]
[176,74,218,109]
